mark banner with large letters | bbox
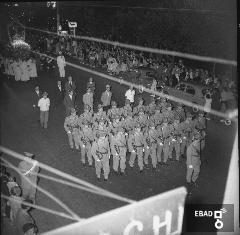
[44,187,187,235]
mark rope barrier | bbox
[1,158,82,221]
[14,22,237,66]
[0,146,136,204]
[1,194,81,221]
[32,49,237,121]
[1,162,137,203]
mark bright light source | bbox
[47,2,56,8]
[14,3,19,7]
[12,39,31,50]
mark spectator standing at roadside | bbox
[101,84,112,112]
[125,85,135,106]
[38,92,50,129]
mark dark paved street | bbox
[0,60,237,233]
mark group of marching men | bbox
[64,94,206,183]
[1,55,38,81]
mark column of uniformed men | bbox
[64,92,207,186]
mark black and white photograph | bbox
[0,1,238,234]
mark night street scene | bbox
[0,1,238,234]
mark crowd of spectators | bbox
[24,30,237,113]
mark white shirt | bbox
[58,85,61,91]
[125,89,135,103]
[38,97,50,111]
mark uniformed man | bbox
[144,122,160,170]
[133,107,149,132]
[78,105,93,127]
[180,112,195,157]
[123,111,134,134]
[169,117,182,161]
[93,104,108,123]
[83,88,94,112]
[163,103,175,123]
[18,152,39,204]
[120,99,133,118]
[128,124,147,173]
[150,106,163,126]
[173,103,186,122]
[64,108,79,149]
[107,101,121,121]
[87,77,96,93]
[79,120,94,166]
[91,132,111,181]
[110,127,127,175]
[133,97,146,115]
[108,116,123,135]
[161,118,174,165]
[147,96,157,115]
[186,131,203,187]
[194,111,207,150]
[57,51,66,78]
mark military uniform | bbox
[78,108,93,127]
[133,109,149,132]
[64,109,80,149]
[82,91,94,111]
[120,100,133,118]
[128,125,147,172]
[79,121,94,166]
[194,113,207,150]
[144,123,160,169]
[161,119,174,164]
[18,153,39,203]
[91,133,111,180]
[147,99,157,115]
[186,132,202,185]
[169,119,182,161]
[93,105,109,123]
[107,101,122,121]
[180,113,195,156]
[110,128,127,174]
[150,107,163,126]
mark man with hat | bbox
[37,91,50,129]
[107,101,122,121]
[169,117,182,161]
[147,96,157,115]
[79,120,94,166]
[91,131,111,181]
[108,115,123,135]
[150,106,163,126]
[133,107,149,132]
[123,111,134,134]
[194,111,207,150]
[163,102,175,123]
[133,97,145,115]
[18,152,39,204]
[120,99,133,118]
[186,130,202,187]
[128,123,147,173]
[180,112,195,157]
[173,103,186,122]
[101,84,112,112]
[78,105,93,127]
[110,127,127,175]
[144,122,160,170]
[83,87,94,112]
[57,51,66,79]
[93,104,108,123]
[161,118,174,165]
[64,108,79,149]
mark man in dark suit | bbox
[54,80,64,108]
[33,86,41,122]
[63,90,76,116]
[64,75,76,94]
